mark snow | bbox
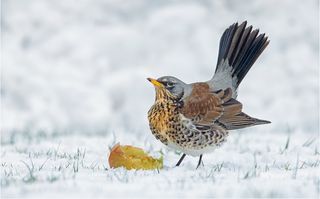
[1,0,319,198]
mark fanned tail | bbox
[214,21,269,88]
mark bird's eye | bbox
[158,80,174,89]
[162,81,174,89]
[165,82,174,88]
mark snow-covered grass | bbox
[1,0,319,198]
[1,130,319,198]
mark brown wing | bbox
[181,83,239,125]
[180,83,270,129]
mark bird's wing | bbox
[181,83,240,125]
[181,83,270,129]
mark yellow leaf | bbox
[108,143,163,170]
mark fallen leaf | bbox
[108,143,163,170]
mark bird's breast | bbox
[148,101,178,144]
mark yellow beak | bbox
[147,78,163,87]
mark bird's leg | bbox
[175,153,186,166]
[196,154,203,169]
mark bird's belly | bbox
[166,131,228,156]
[167,142,218,157]
[164,114,228,155]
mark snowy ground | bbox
[1,130,319,198]
[1,0,319,198]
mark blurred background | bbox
[2,0,319,139]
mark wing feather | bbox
[180,83,270,130]
[181,83,239,125]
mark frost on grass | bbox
[1,131,319,198]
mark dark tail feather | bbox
[215,21,269,87]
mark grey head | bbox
[157,76,190,100]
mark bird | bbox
[147,21,270,169]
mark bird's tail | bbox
[214,21,269,88]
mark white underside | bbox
[167,142,218,157]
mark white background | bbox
[1,0,319,198]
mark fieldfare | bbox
[147,21,270,168]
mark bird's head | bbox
[147,76,186,101]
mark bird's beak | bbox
[147,78,163,87]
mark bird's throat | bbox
[155,88,175,102]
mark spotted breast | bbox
[147,86,229,157]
